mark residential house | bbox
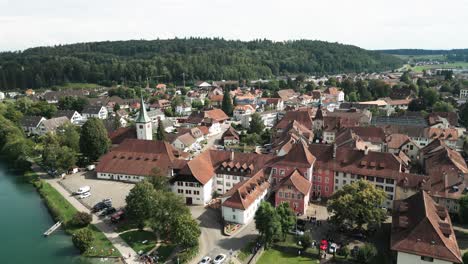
[386,134,420,161]
[233,105,255,121]
[175,103,192,116]
[37,117,70,135]
[277,89,299,101]
[323,87,345,102]
[274,170,311,215]
[147,109,165,129]
[171,133,199,152]
[54,110,82,124]
[186,109,229,135]
[308,144,335,199]
[21,116,46,135]
[82,105,108,120]
[222,126,240,146]
[221,169,270,224]
[209,94,223,107]
[391,191,462,264]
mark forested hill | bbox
[0,38,403,90]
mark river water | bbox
[0,162,96,264]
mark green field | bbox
[50,82,101,90]
[120,230,158,254]
[257,248,319,264]
[410,62,468,72]
[395,54,447,62]
[32,176,120,257]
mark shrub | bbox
[337,246,350,259]
[71,212,92,227]
[356,243,377,263]
[72,228,94,253]
[463,251,468,264]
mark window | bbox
[177,182,183,186]
[226,175,230,180]
[335,179,339,184]
[313,185,316,191]
[285,193,290,198]
[188,182,194,187]
[325,186,329,192]
[318,176,321,182]
[287,185,292,190]
[178,189,183,194]
[367,176,374,182]
[343,180,347,185]
[226,182,231,187]
[272,168,277,175]
[217,180,222,185]
[233,215,236,220]
[385,186,394,193]
[139,125,143,129]
[325,177,329,184]
[185,190,192,194]
[280,169,285,176]
[385,179,395,184]
[194,191,200,195]
[232,176,238,181]
[376,177,384,183]
[232,208,235,212]
[279,192,283,198]
[291,193,295,199]
[317,185,321,191]
[297,194,302,200]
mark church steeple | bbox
[136,97,150,123]
[136,97,152,140]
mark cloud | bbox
[0,0,467,51]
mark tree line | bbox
[0,38,403,90]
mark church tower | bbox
[136,97,152,140]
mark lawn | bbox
[51,82,101,90]
[411,62,468,72]
[237,240,256,261]
[120,230,158,254]
[257,248,319,264]
[154,242,176,262]
[32,176,119,257]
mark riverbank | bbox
[28,171,120,258]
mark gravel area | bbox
[60,171,134,210]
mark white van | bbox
[75,186,91,195]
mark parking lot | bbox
[60,171,134,210]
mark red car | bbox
[110,209,125,223]
[320,240,328,251]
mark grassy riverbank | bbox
[28,172,120,257]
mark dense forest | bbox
[0,38,402,90]
[381,49,468,62]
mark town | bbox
[1,51,468,264]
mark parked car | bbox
[86,164,95,171]
[91,202,109,213]
[213,254,226,264]
[289,229,305,236]
[79,192,91,199]
[74,186,91,195]
[198,256,211,264]
[328,243,338,254]
[101,207,117,216]
[111,209,125,223]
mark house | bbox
[82,105,108,120]
[209,94,223,107]
[147,109,165,129]
[21,116,46,135]
[233,105,255,121]
[241,110,279,129]
[96,139,187,182]
[274,170,311,215]
[323,87,344,102]
[54,110,82,124]
[175,103,192,116]
[460,88,468,99]
[37,117,70,135]
[196,81,212,88]
[335,127,386,152]
[171,133,199,152]
[389,87,415,100]
[235,93,257,105]
[277,89,298,101]
[391,191,462,264]
[156,83,167,92]
[222,126,240,146]
[221,169,270,225]
[150,99,171,110]
[428,112,459,128]
[186,109,229,135]
[25,89,35,96]
[274,108,314,134]
[0,92,5,100]
[386,134,420,160]
[308,143,335,199]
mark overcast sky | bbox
[1,0,467,52]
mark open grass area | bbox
[257,248,319,264]
[410,62,468,72]
[237,240,256,261]
[31,176,119,257]
[154,242,176,262]
[120,230,158,254]
[51,82,101,90]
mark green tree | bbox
[148,168,170,191]
[248,113,265,134]
[276,202,296,239]
[72,228,94,253]
[338,246,350,259]
[79,118,110,162]
[459,195,468,224]
[170,214,201,248]
[71,212,92,227]
[463,251,468,264]
[57,124,80,152]
[300,235,312,251]
[125,181,156,229]
[356,243,377,264]
[327,180,387,230]
[254,202,282,248]
[221,88,233,116]
[433,101,455,112]
[348,91,359,102]
[460,103,468,127]
[155,119,166,141]
[151,191,190,235]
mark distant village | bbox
[2,68,468,264]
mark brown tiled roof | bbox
[222,169,270,210]
[209,94,223,102]
[386,134,411,149]
[187,109,229,124]
[276,170,312,195]
[275,109,314,130]
[108,127,137,145]
[428,112,459,127]
[425,127,458,141]
[175,133,196,146]
[277,89,297,100]
[391,191,462,263]
[274,141,316,168]
[96,139,185,176]
[197,126,209,135]
[341,127,386,143]
[222,126,240,141]
[324,87,341,96]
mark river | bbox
[0,162,97,264]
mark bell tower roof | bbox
[136,97,150,123]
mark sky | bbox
[0,0,467,52]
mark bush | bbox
[72,228,94,253]
[463,251,468,264]
[356,243,377,263]
[175,245,198,263]
[337,246,350,259]
[71,212,92,227]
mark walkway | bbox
[32,165,139,264]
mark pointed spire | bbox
[136,96,150,123]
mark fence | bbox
[247,246,264,264]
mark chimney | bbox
[231,151,235,161]
[364,146,369,155]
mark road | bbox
[201,123,230,152]
[189,206,258,264]
[32,165,139,263]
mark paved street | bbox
[189,206,258,264]
[201,123,230,152]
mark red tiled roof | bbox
[222,170,270,210]
[274,141,316,168]
[276,170,311,195]
[96,139,185,176]
[391,191,462,263]
[386,134,411,149]
[275,109,314,130]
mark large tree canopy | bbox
[79,118,110,162]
